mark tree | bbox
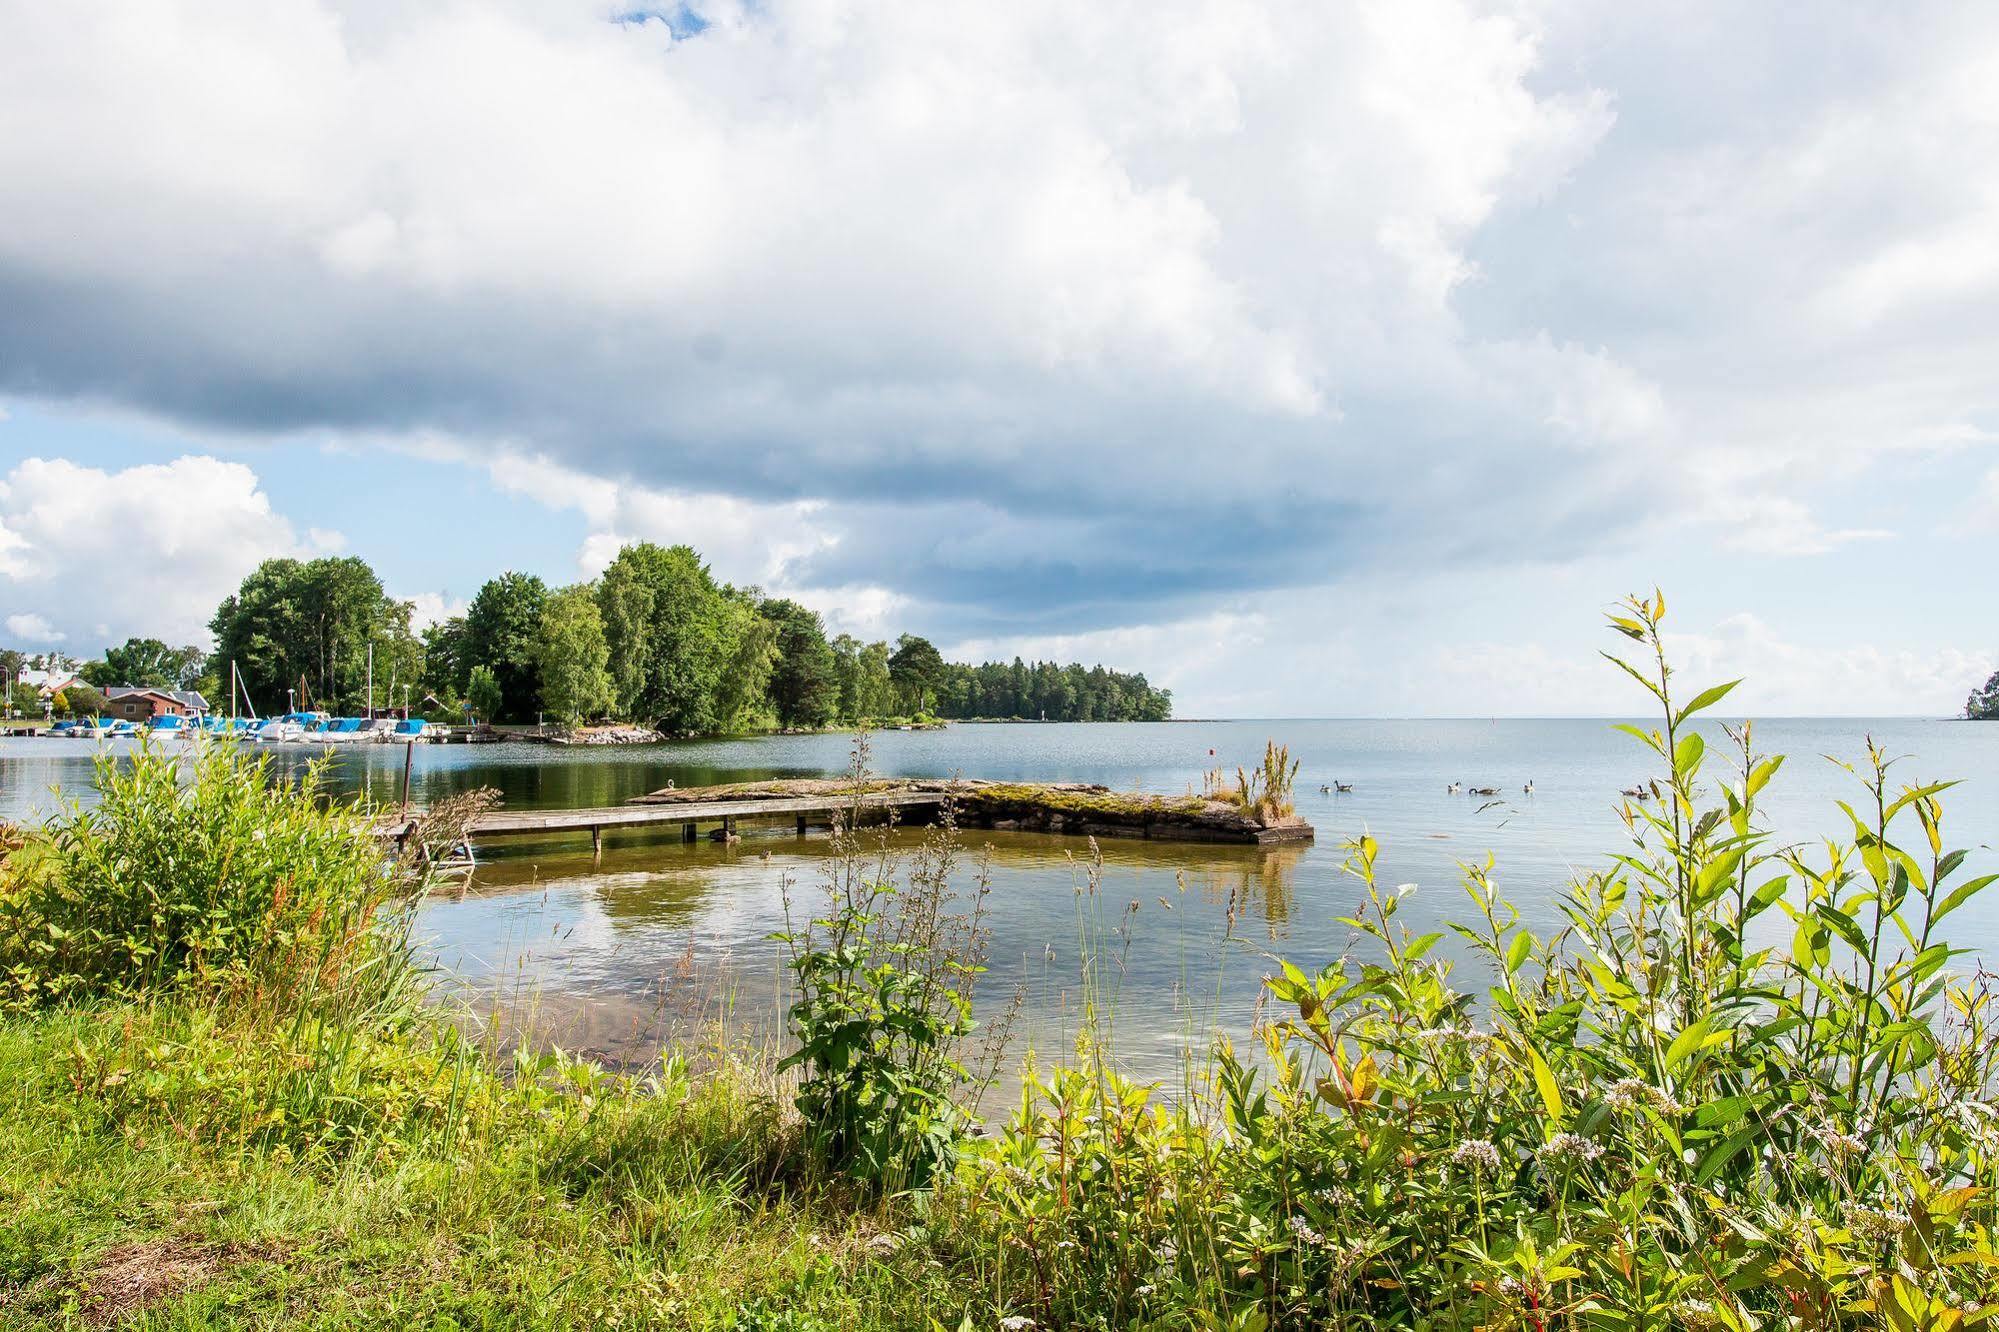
[57,683,106,718]
[421,616,471,696]
[464,573,548,723]
[763,599,839,728]
[466,665,502,723]
[594,543,739,733]
[533,586,615,724]
[889,634,946,716]
[210,556,417,714]
[711,593,779,733]
[82,638,205,690]
[1968,669,1999,720]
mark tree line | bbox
[8,544,1172,731]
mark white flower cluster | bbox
[1846,1204,1912,1245]
[1604,1078,1684,1115]
[1535,1132,1604,1166]
[1451,1138,1502,1172]
[1287,1215,1329,1248]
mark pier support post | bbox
[591,826,602,858]
[723,816,736,838]
[682,822,697,843]
[796,814,808,836]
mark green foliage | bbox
[831,634,897,722]
[208,556,420,714]
[465,664,502,723]
[932,654,1172,721]
[418,613,470,697]
[464,570,549,723]
[953,592,1999,1329]
[765,599,840,729]
[888,634,946,716]
[55,682,105,717]
[775,742,992,1191]
[595,542,751,734]
[0,742,416,1011]
[80,637,207,691]
[1966,667,1999,719]
[533,584,616,724]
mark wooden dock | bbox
[380,790,949,854]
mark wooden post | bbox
[400,740,415,818]
[591,825,603,858]
[796,813,808,836]
[722,816,736,838]
[682,822,697,843]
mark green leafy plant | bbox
[0,739,422,1011]
[775,737,995,1191]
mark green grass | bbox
[0,1005,954,1330]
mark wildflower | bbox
[1536,1132,1603,1166]
[1605,1077,1684,1115]
[1134,1284,1156,1298]
[998,1318,1037,1332]
[1673,1299,1725,1330]
[1451,1139,1501,1172]
[1846,1204,1911,1245]
[1287,1215,1329,1247]
[1811,1124,1865,1157]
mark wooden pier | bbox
[379,790,949,854]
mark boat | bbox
[391,718,438,743]
[145,713,195,740]
[104,720,139,738]
[46,720,80,737]
[358,717,399,743]
[255,717,304,743]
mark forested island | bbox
[3,544,1172,733]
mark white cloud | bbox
[4,612,63,643]
[0,454,308,650]
[1707,497,1891,558]
[0,0,1642,608]
[476,447,834,589]
[402,590,466,631]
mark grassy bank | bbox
[4,595,1998,1329]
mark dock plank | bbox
[380,791,947,842]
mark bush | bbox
[0,740,416,1010]
[949,593,1999,1329]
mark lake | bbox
[5,718,1996,1090]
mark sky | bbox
[1,0,1996,717]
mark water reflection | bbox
[11,717,1999,1091]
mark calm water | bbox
[5,719,1996,1085]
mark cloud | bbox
[4,612,63,643]
[0,455,309,651]
[0,0,1639,627]
[1,1,1994,651]
[402,590,466,632]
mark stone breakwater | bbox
[547,725,667,746]
[628,778,1314,846]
